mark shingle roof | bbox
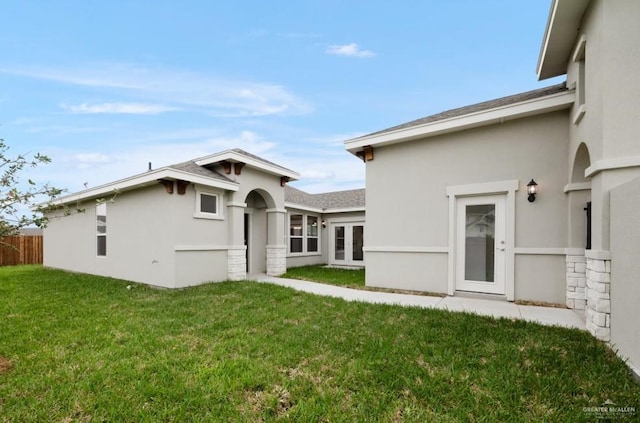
[361,83,568,138]
[285,185,365,210]
[168,160,235,183]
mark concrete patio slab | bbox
[256,276,587,331]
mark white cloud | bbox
[326,43,375,58]
[62,102,177,115]
[1,64,312,117]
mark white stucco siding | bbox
[44,184,178,287]
[174,250,228,287]
[365,111,570,299]
[515,254,566,304]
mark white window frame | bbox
[194,189,223,220]
[288,212,321,256]
[96,202,107,257]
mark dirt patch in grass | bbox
[0,356,13,374]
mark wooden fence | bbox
[0,236,44,266]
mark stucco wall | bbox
[364,110,570,301]
[45,182,235,288]
[609,176,640,375]
[44,184,178,287]
[566,0,640,251]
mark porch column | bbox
[266,208,287,276]
[585,250,611,342]
[227,200,247,281]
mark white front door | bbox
[330,223,364,266]
[455,195,506,295]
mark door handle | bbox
[496,247,505,251]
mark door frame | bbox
[327,218,365,267]
[446,180,519,300]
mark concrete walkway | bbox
[256,276,586,330]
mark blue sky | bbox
[1,1,563,195]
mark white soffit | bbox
[537,0,591,80]
[345,91,575,152]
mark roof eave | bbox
[195,150,300,181]
[46,167,240,207]
[537,0,591,80]
[345,90,575,154]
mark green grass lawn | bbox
[1,266,638,421]
[281,265,365,288]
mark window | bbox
[194,190,222,219]
[290,214,303,253]
[289,213,320,254]
[572,35,586,124]
[96,203,107,257]
[307,216,319,252]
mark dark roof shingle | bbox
[361,82,568,138]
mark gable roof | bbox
[285,185,365,213]
[345,83,573,154]
[537,0,591,80]
[48,165,240,206]
[194,148,300,180]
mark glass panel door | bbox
[352,225,364,261]
[464,204,495,282]
[455,195,506,295]
[334,226,345,260]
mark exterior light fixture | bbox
[527,179,538,202]
[321,220,326,229]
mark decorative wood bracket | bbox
[356,145,374,162]
[234,162,245,175]
[281,176,290,187]
[176,180,190,195]
[158,179,174,194]
[221,160,233,174]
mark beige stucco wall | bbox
[609,176,640,375]
[45,182,234,288]
[45,184,179,287]
[567,0,640,251]
[365,111,570,302]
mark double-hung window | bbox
[289,213,319,254]
[96,203,107,257]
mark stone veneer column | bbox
[227,200,247,281]
[266,245,286,276]
[566,253,587,310]
[227,248,247,281]
[585,250,611,342]
[266,208,287,276]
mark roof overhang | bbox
[47,167,239,206]
[345,90,575,154]
[195,150,300,181]
[537,0,591,80]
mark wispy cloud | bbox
[1,64,312,117]
[326,43,375,58]
[61,102,178,115]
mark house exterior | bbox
[345,0,640,376]
[44,149,365,289]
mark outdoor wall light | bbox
[321,220,326,229]
[527,179,538,202]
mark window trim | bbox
[288,212,321,256]
[194,189,223,220]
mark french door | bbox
[455,195,506,295]
[330,222,364,266]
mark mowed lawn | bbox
[1,266,638,422]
